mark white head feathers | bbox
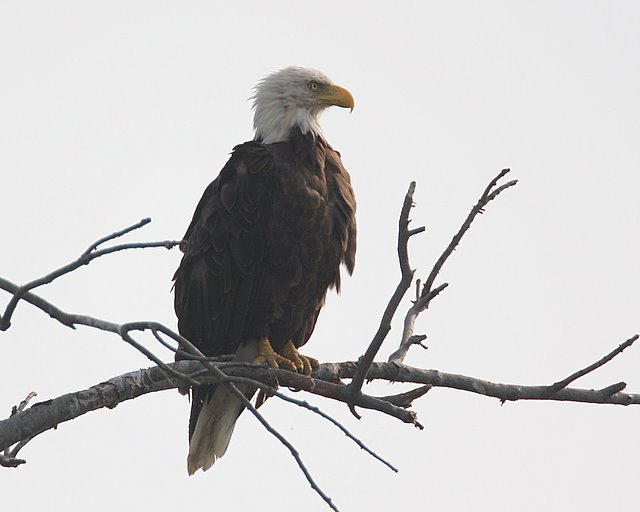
[251,67,354,144]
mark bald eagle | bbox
[173,67,357,474]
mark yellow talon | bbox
[252,339,319,408]
[280,341,319,376]
[253,338,297,372]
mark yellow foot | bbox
[280,340,319,376]
[253,338,297,372]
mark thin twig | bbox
[393,170,517,365]
[87,240,181,260]
[119,326,200,387]
[545,335,639,395]
[82,217,151,256]
[228,381,339,511]
[387,335,428,365]
[7,437,33,459]
[598,382,627,396]
[151,327,178,352]
[0,268,198,387]
[281,394,398,473]
[0,452,25,468]
[421,169,516,298]
[0,218,180,331]
[376,385,432,408]
[250,386,398,473]
[0,277,78,328]
[11,391,37,416]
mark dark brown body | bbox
[173,128,356,439]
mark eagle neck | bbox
[253,103,323,144]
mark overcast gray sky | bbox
[2,2,640,511]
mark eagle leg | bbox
[253,337,297,372]
[280,340,320,376]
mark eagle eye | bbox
[308,81,320,91]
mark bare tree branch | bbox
[0,253,394,508]
[421,168,516,298]
[0,392,37,468]
[346,182,423,412]
[0,452,25,468]
[230,380,340,512]
[11,392,38,416]
[544,334,639,395]
[388,335,428,366]
[82,217,152,255]
[377,385,432,408]
[0,276,80,328]
[1,170,637,512]
[3,328,638,459]
[150,329,357,511]
[0,218,180,331]
[393,169,517,365]
[251,385,399,473]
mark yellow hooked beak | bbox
[316,84,355,112]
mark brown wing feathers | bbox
[173,130,356,444]
[175,131,355,359]
[174,142,272,357]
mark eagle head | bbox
[252,66,354,144]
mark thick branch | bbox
[331,362,640,405]
[4,344,639,456]
[0,276,398,500]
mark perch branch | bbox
[0,255,399,495]
[153,326,394,503]
[3,331,638,458]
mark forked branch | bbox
[346,182,423,411]
[0,217,181,331]
[391,169,517,365]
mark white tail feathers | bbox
[186,339,261,475]
[187,384,246,475]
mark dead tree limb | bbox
[3,330,638,461]
[391,168,518,365]
[1,170,637,512]
[345,182,423,416]
[0,217,180,331]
